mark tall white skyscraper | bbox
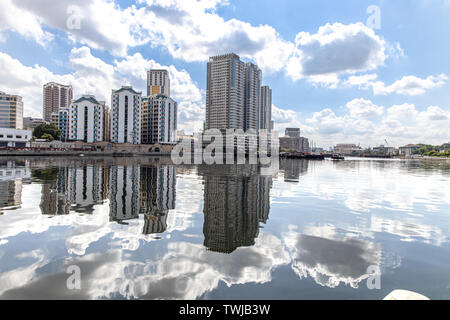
[111,86,142,144]
[260,86,272,131]
[206,53,245,130]
[147,70,171,97]
[68,95,104,143]
[43,82,73,122]
[244,63,262,131]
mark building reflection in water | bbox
[0,160,30,212]
[280,158,308,183]
[33,160,178,236]
[140,165,176,234]
[109,164,176,235]
[38,165,109,215]
[198,165,272,254]
[29,159,274,253]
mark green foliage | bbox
[31,168,59,183]
[413,145,436,155]
[41,133,54,142]
[424,150,450,158]
[33,123,61,140]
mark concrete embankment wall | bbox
[0,151,172,157]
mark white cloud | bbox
[286,23,387,82]
[2,0,400,84]
[0,0,53,45]
[343,73,448,96]
[278,99,450,148]
[271,105,302,132]
[346,98,384,119]
[0,48,205,132]
[3,0,146,56]
[136,0,294,74]
[344,73,378,89]
[306,108,347,135]
[371,74,448,96]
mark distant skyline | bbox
[0,0,449,148]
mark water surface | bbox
[0,157,449,300]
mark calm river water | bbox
[0,156,449,299]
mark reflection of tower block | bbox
[200,165,272,254]
[143,210,168,234]
[109,165,141,223]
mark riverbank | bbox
[399,156,450,163]
[0,150,172,157]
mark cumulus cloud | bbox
[346,98,384,119]
[1,0,400,83]
[286,23,387,83]
[1,0,293,74]
[371,74,448,96]
[0,48,204,132]
[281,99,450,148]
[344,73,448,96]
[0,0,53,45]
[2,0,147,56]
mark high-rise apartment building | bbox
[111,86,142,144]
[68,95,104,143]
[57,108,69,141]
[206,53,245,130]
[206,54,272,134]
[244,63,262,131]
[260,86,272,131]
[141,95,177,145]
[147,70,170,97]
[43,82,73,122]
[0,91,23,129]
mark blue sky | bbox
[0,0,449,147]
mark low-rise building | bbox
[440,142,450,153]
[399,144,422,156]
[0,91,24,129]
[23,117,46,131]
[372,145,397,156]
[50,112,59,127]
[334,144,362,156]
[279,136,310,153]
[0,128,32,148]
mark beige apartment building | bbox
[147,70,171,97]
[43,82,73,122]
[0,91,23,129]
